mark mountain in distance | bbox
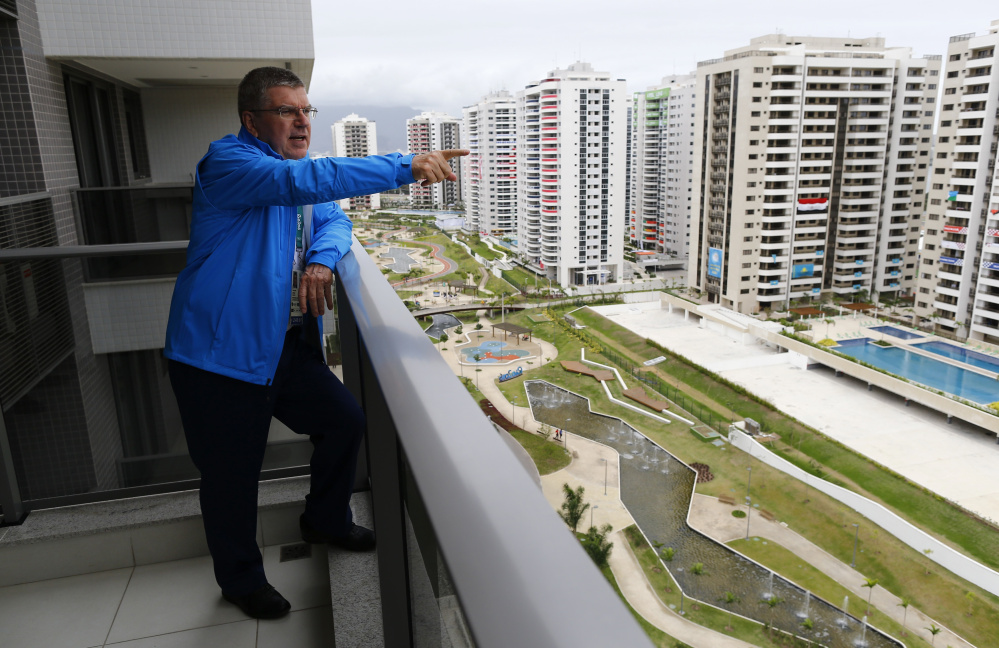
[311,105,426,156]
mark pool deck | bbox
[588,302,999,527]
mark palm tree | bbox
[897,597,911,635]
[926,623,941,645]
[824,318,836,340]
[862,577,878,614]
[559,483,589,533]
[763,595,784,639]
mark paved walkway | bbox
[450,327,972,648]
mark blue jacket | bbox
[164,126,415,384]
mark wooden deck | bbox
[622,387,670,412]
[560,361,615,382]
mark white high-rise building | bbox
[407,111,462,209]
[629,75,696,262]
[915,21,999,343]
[690,35,939,314]
[516,62,627,287]
[461,91,517,237]
[332,113,380,211]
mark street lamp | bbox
[851,523,860,568]
[601,458,608,495]
[745,466,753,540]
[591,505,598,530]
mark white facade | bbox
[407,111,462,209]
[461,91,517,237]
[629,75,696,262]
[690,35,939,314]
[516,62,627,288]
[332,114,380,211]
[915,21,999,343]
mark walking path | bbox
[452,333,972,648]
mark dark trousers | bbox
[169,328,365,596]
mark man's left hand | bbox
[299,263,334,317]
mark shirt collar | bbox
[237,125,283,159]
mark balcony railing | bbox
[0,237,651,647]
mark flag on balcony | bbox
[947,191,958,201]
[796,198,828,213]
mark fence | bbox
[596,347,730,434]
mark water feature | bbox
[838,596,850,628]
[525,380,902,648]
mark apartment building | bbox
[915,21,999,343]
[332,113,380,211]
[516,62,627,287]
[0,0,314,501]
[461,91,517,237]
[690,35,939,314]
[629,75,696,262]
[407,111,462,209]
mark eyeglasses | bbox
[251,106,318,120]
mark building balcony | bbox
[0,237,648,648]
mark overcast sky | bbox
[310,0,996,116]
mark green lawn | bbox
[729,539,935,648]
[506,428,570,475]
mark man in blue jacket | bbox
[164,66,466,619]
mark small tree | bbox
[580,523,614,568]
[926,624,941,645]
[965,590,976,617]
[660,547,676,562]
[862,577,878,613]
[559,484,589,533]
[898,597,911,635]
[763,595,784,638]
[719,591,740,605]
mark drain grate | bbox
[279,542,313,562]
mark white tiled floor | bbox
[0,545,334,648]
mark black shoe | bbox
[300,514,376,551]
[222,583,291,619]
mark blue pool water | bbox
[834,339,999,405]
[461,340,530,364]
[915,341,999,374]
[868,325,923,340]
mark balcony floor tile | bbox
[0,566,131,648]
[106,556,247,644]
[105,620,257,647]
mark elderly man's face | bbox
[243,85,312,160]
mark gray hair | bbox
[237,67,304,115]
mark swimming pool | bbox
[833,339,999,405]
[868,325,924,341]
[914,341,999,374]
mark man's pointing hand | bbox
[412,149,470,186]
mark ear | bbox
[241,111,259,137]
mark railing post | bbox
[0,411,26,525]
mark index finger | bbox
[439,149,470,160]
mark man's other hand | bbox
[412,149,469,186]
[299,263,334,317]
